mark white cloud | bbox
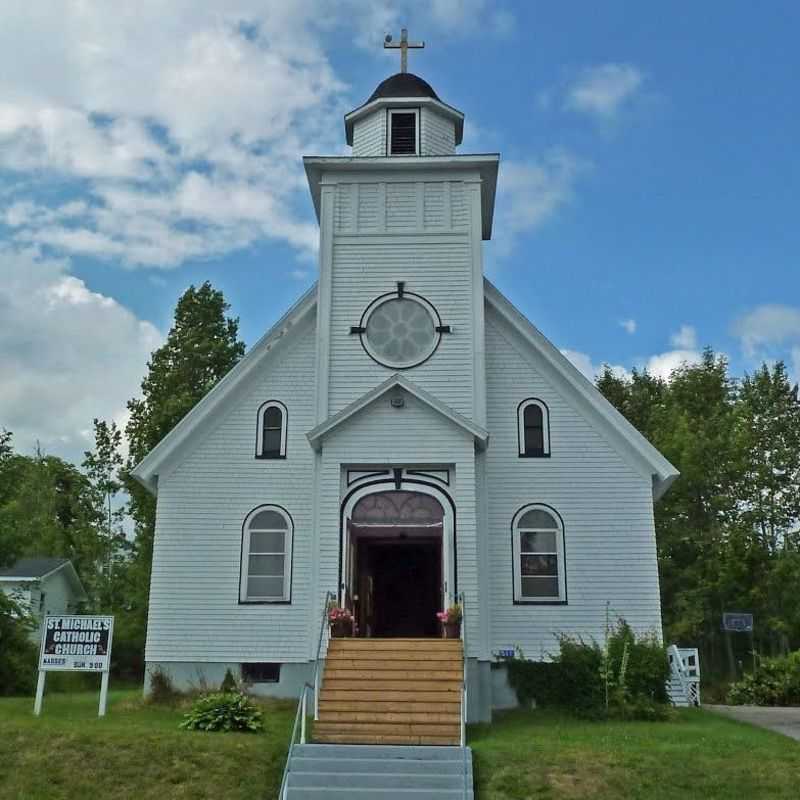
[565,63,644,119]
[670,324,697,350]
[561,349,630,382]
[494,149,588,254]
[645,349,702,380]
[0,3,514,271]
[733,304,800,357]
[0,248,161,462]
[620,318,637,335]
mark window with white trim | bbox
[388,109,419,155]
[518,398,550,457]
[512,505,565,602]
[240,506,292,602]
[256,400,287,459]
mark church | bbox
[132,38,678,733]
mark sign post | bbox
[722,612,755,679]
[34,614,114,717]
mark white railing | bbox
[667,644,701,707]
[278,590,336,800]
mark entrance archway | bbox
[341,480,455,638]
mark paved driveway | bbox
[707,705,800,741]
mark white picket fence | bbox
[667,645,700,707]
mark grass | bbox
[0,689,295,799]
[470,708,800,799]
[1,693,799,799]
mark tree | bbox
[82,419,129,610]
[123,282,245,670]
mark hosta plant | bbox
[180,691,264,732]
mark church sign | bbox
[39,614,114,671]
[34,615,114,717]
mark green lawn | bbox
[1,692,799,799]
[471,708,800,799]
[0,690,294,799]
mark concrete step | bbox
[289,757,469,775]
[288,771,468,789]
[285,790,473,799]
[283,745,474,800]
[293,744,467,759]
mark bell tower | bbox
[304,30,499,427]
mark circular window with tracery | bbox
[355,286,447,369]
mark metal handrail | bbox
[278,590,336,800]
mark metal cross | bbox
[384,28,424,73]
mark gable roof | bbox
[484,279,679,500]
[0,558,88,600]
[306,373,489,452]
[131,284,318,494]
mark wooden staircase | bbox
[314,638,463,745]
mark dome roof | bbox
[367,72,440,104]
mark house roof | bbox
[484,279,679,500]
[306,373,490,452]
[0,557,68,580]
[0,558,88,601]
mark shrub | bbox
[180,691,264,732]
[220,668,238,693]
[0,592,38,696]
[504,619,671,720]
[727,651,800,706]
[147,665,179,705]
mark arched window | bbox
[517,398,550,457]
[256,400,287,459]
[511,505,566,603]
[240,506,293,603]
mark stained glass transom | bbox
[352,491,444,525]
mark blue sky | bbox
[1,1,798,460]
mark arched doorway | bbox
[342,484,454,637]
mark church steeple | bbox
[344,29,464,157]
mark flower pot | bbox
[442,621,461,639]
[330,619,353,638]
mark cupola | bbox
[344,29,464,158]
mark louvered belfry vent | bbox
[390,112,417,154]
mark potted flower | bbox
[436,604,463,639]
[328,605,354,638]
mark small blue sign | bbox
[723,612,754,633]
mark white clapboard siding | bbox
[421,107,456,156]
[145,317,318,664]
[352,110,386,157]
[484,310,663,658]
[315,389,480,653]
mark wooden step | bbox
[320,688,462,703]
[313,732,460,745]
[324,668,462,681]
[326,650,462,663]
[314,721,460,737]
[319,700,461,714]
[328,639,462,651]
[319,711,459,724]
[321,679,462,692]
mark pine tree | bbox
[123,282,245,662]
